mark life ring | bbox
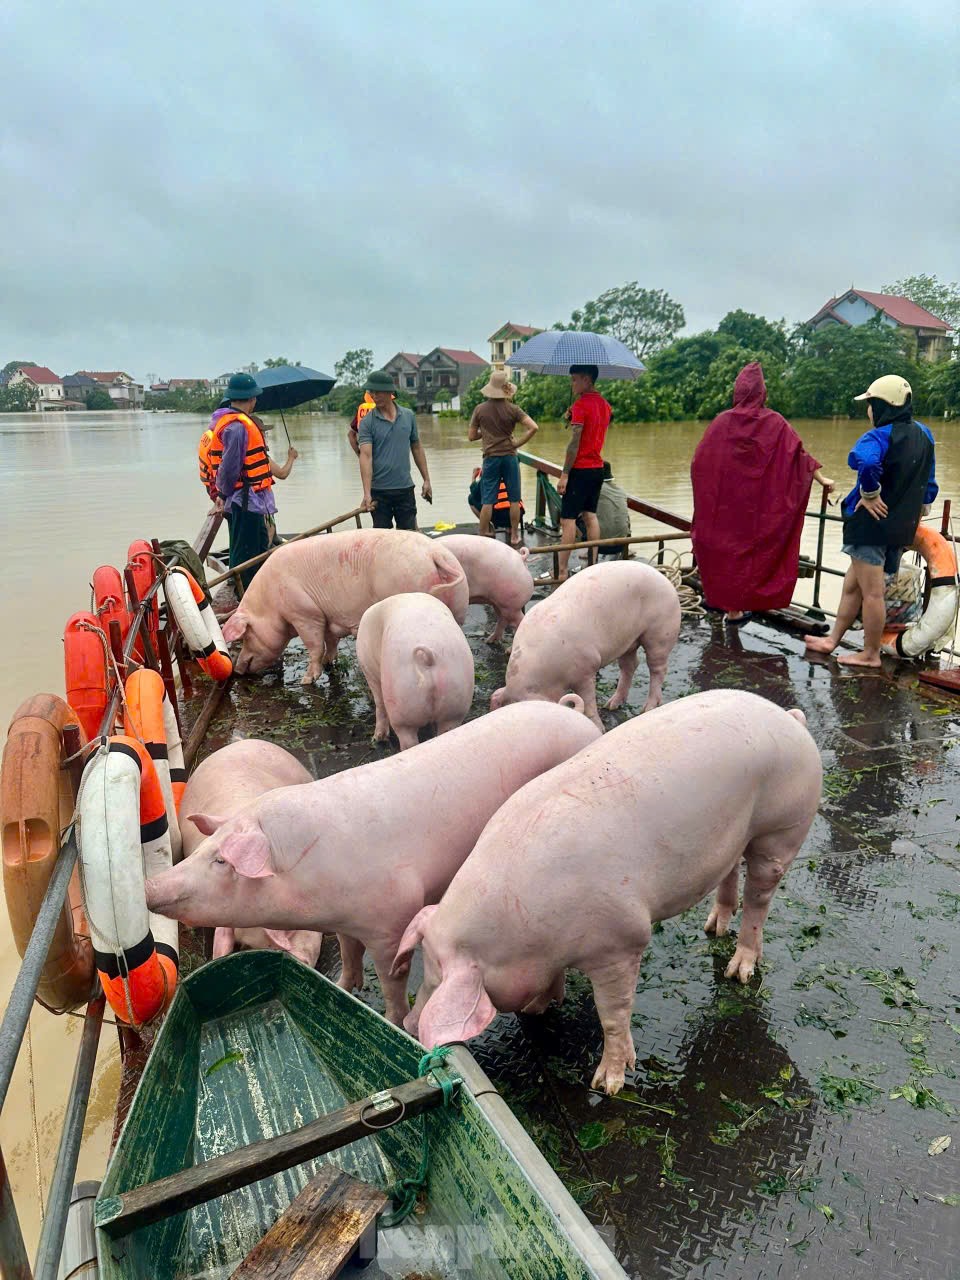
[77,736,179,1024]
[163,568,232,682]
[123,669,181,861]
[1,694,95,1011]
[881,525,959,658]
[162,691,186,818]
[126,540,160,634]
[64,612,113,742]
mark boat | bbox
[95,949,624,1279]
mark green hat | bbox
[365,369,396,393]
[226,372,262,401]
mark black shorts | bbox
[561,467,604,520]
[371,487,418,530]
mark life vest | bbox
[470,468,523,515]
[198,429,217,497]
[355,393,375,427]
[206,413,274,497]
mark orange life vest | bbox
[205,413,274,498]
[198,429,216,496]
[355,393,375,428]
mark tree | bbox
[0,380,38,412]
[85,388,114,410]
[925,357,960,418]
[262,356,301,368]
[433,386,453,408]
[881,273,960,331]
[334,348,374,388]
[1,359,38,382]
[557,283,685,358]
[645,331,736,418]
[786,319,919,418]
[717,310,788,361]
[459,373,488,420]
[695,347,788,419]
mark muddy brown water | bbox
[1,408,959,1266]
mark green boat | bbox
[94,949,627,1279]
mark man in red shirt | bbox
[557,364,612,580]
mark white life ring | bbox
[163,568,232,681]
[881,525,959,658]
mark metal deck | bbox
[182,567,960,1280]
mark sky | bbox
[1,0,957,385]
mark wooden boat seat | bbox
[229,1165,387,1279]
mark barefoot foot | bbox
[837,651,882,668]
[804,635,837,655]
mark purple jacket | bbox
[211,407,276,515]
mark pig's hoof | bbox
[604,694,625,711]
[590,1061,627,1097]
[485,631,503,645]
[704,906,733,936]
[724,945,759,984]
[301,672,317,687]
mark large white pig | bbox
[490,560,681,727]
[145,704,600,1024]
[356,593,474,750]
[394,691,822,1096]
[179,739,323,967]
[221,529,469,684]
[439,534,534,643]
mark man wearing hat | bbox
[467,370,539,546]
[358,370,432,530]
[209,372,295,589]
[806,374,937,668]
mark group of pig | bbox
[147,527,823,1095]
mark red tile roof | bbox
[436,348,488,365]
[854,291,950,331]
[398,353,422,368]
[15,365,60,384]
[77,370,132,382]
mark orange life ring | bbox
[1,695,95,1011]
[126,539,160,634]
[123,669,181,861]
[77,736,179,1024]
[881,525,959,658]
[64,612,113,743]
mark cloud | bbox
[1,0,956,380]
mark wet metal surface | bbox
[182,565,960,1280]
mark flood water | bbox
[0,406,957,1254]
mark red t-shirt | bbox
[570,391,612,469]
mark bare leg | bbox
[704,863,740,936]
[371,942,412,1026]
[486,608,506,644]
[338,934,365,992]
[583,511,600,563]
[557,516,578,580]
[478,504,494,536]
[584,953,645,1095]
[805,564,863,655]
[322,625,341,667]
[509,502,522,547]
[606,646,639,710]
[725,828,798,982]
[640,630,675,712]
[369,681,391,742]
[292,616,330,685]
[838,560,884,667]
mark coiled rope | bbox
[644,550,705,617]
[378,1046,459,1228]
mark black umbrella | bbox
[231,365,337,446]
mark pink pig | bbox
[356,593,474,750]
[438,534,534,643]
[395,690,822,1095]
[145,704,600,1024]
[221,529,468,684]
[490,560,681,728]
[179,739,324,967]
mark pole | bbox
[812,486,829,611]
[205,507,364,588]
[0,1146,31,1280]
[278,408,292,449]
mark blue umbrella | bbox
[250,365,336,412]
[505,330,645,380]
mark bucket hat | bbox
[226,372,262,401]
[853,374,912,406]
[365,370,396,393]
[480,370,517,399]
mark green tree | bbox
[334,348,374,387]
[881,273,960,331]
[557,283,686,358]
[645,331,736,417]
[925,358,960,418]
[433,386,453,408]
[459,373,487,420]
[0,380,38,412]
[514,374,573,421]
[262,356,301,368]
[717,310,788,361]
[786,320,919,418]
[1,359,38,381]
[695,347,788,419]
[85,387,114,410]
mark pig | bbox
[490,560,681,728]
[439,534,534,643]
[356,593,475,750]
[145,703,601,1023]
[221,529,469,685]
[394,690,822,1096]
[179,739,324,968]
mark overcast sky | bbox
[2,0,957,383]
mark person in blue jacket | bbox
[807,374,937,668]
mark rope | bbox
[645,549,705,617]
[26,1015,45,1217]
[380,1046,458,1228]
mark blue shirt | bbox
[842,420,938,517]
[358,405,419,490]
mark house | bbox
[8,366,64,408]
[382,353,424,396]
[488,322,542,372]
[77,371,145,407]
[416,348,489,410]
[807,290,952,362]
[62,374,99,407]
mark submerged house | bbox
[807,290,952,362]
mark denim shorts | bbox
[842,544,904,574]
[480,454,521,505]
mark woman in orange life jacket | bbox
[208,373,298,588]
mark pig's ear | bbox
[416,961,497,1047]
[188,813,227,837]
[390,905,438,977]
[221,611,248,643]
[218,831,275,878]
[490,687,506,711]
[212,927,236,958]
